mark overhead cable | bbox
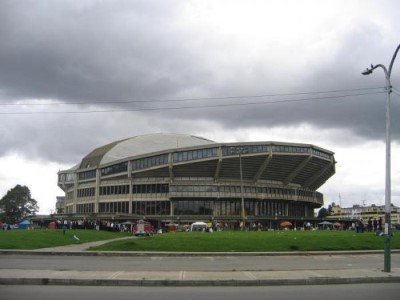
[0,90,385,115]
[0,86,383,106]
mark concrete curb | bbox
[1,275,400,287]
[1,268,399,287]
[1,249,400,256]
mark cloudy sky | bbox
[1,0,400,214]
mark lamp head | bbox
[362,68,373,75]
[362,64,374,75]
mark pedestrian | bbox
[373,218,378,232]
[367,218,372,232]
[239,221,244,230]
[306,222,311,230]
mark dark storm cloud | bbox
[0,0,400,164]
[0,1,210,102]
[0,111,162,164]
[157,18,400,142]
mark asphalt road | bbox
[1,284,400,300]
[1,253,399,272]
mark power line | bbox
[0,90,385,115]
[0,86,383,106]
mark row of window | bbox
[223,145,331,159]
[76,203,94,213]
[100,185,130,195]
[170,185,320,199]
[77,187,95,198]
[132,184,169,194]
[132,200,171,216]
[122,199,310,217]
[99,184,170,195]
[173,199,313,217]
[74,163,130,180]
[170,185,219,192]
[132,154,168,170]
[173,148,218,162]
[79,184,169,198]
[222,145,265,156]
[71,199,314,218]
[222,145,310,156]
[271,145,310,154]
[75,184,321,201]
[99,201,129,213]
[58,172,76,182]
[92,200,169,215]
[78,170,97,180]
[101,162,128,176]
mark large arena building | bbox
[57,133,335,229]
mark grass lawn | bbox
[0,229,131,250]
[90,230,400,252]
[1,229,398,252]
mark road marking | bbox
[150,257,163,261]
[205,257,215,261]
[109,271,123,279]
[243,271,257,279]
[307,270,323,277]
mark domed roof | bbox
[79,133,215,168]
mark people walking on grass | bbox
[367,218,372,232]
[355,220,364,233]
[373,218,378,232]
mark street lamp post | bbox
[231,147,248,230]
[362,43,400,273]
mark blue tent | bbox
[18,220,31,230]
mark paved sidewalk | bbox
[1,267,399,286]
[1,238,400,286]
[31,236,134,252]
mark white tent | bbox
[190,222,207,232]
[319,221,333,225]
[319,221,333,229]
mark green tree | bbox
[327,202,336,215]
[0,185,39,224]
[317,207,329,219]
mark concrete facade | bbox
[57,133,335,227]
